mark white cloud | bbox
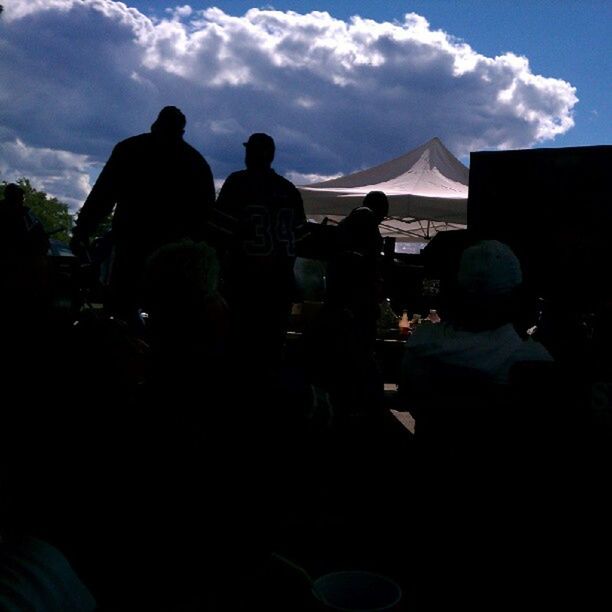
[0,139,96,210]
[168,6,193,19]
[0,1,578,209]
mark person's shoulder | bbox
[346,206,374,221]
[268,170,299,192]
[272,171,295,186]
[515,337,554,362]
[339,207,373,229]
[118,132,150,147]
[112,132,150,154]
[181,139,210,162]
[354,207,377,221]
[224,169,249,183]
[217,170,248,194]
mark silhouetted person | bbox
[303,250,385,432]
[337,190,389,259]
[400,240,584,612]
[0,183,49,258]
[327,190,389,351]
[70,106,215,326]
[214,133,308,370]
[141,239,230,387]
[0,183,51,337]
[401,240,552,400]
[140,239,299,611]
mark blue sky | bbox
[0,1,609,208]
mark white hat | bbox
[456,240,522,296]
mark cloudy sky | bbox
[0,0,609,210]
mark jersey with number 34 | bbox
[215,169,307,261]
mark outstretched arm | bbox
[72,147,121,243]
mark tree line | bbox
[1,178,110,245]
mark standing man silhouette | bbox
[214,133,308,370]
[71,106,215,325]
[328,190,389,352]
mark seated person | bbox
[400,239,552,397]
[398,241,583,611]
[399,239,553,455]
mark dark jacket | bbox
[336,206,383,259]
[74,132,215,255]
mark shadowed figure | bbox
[398,240,573,609]
[336,190,388,259]
[302,250,386,433]
[213,132,308,372]
[0,182,51,341]
[71,106,215,326]
[326,190,389,352]
[400,239,553,431]
[0,183,49,259]
[141,239,230,388]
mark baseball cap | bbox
[456,240,522,296]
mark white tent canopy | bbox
[298,137,468,239]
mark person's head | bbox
[3,183,25,207]
[453,239,523,329]
[362,191,389,223]
[150,106,186,138]
[243,133,275,170]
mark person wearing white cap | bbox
[399,241,558,609]
[400,240,552,397]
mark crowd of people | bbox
[1,106,610,610]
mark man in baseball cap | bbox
[213,132,308,370]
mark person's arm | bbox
[291,185,310,247]
[206,175,240,250]
[202,159,216,209]
[190,156,216,242]
[215,173,240,212]
[71,146,121,248]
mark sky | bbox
[0,0,610,210]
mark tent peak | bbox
[304,137,468,190]
[298,136,469,230]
